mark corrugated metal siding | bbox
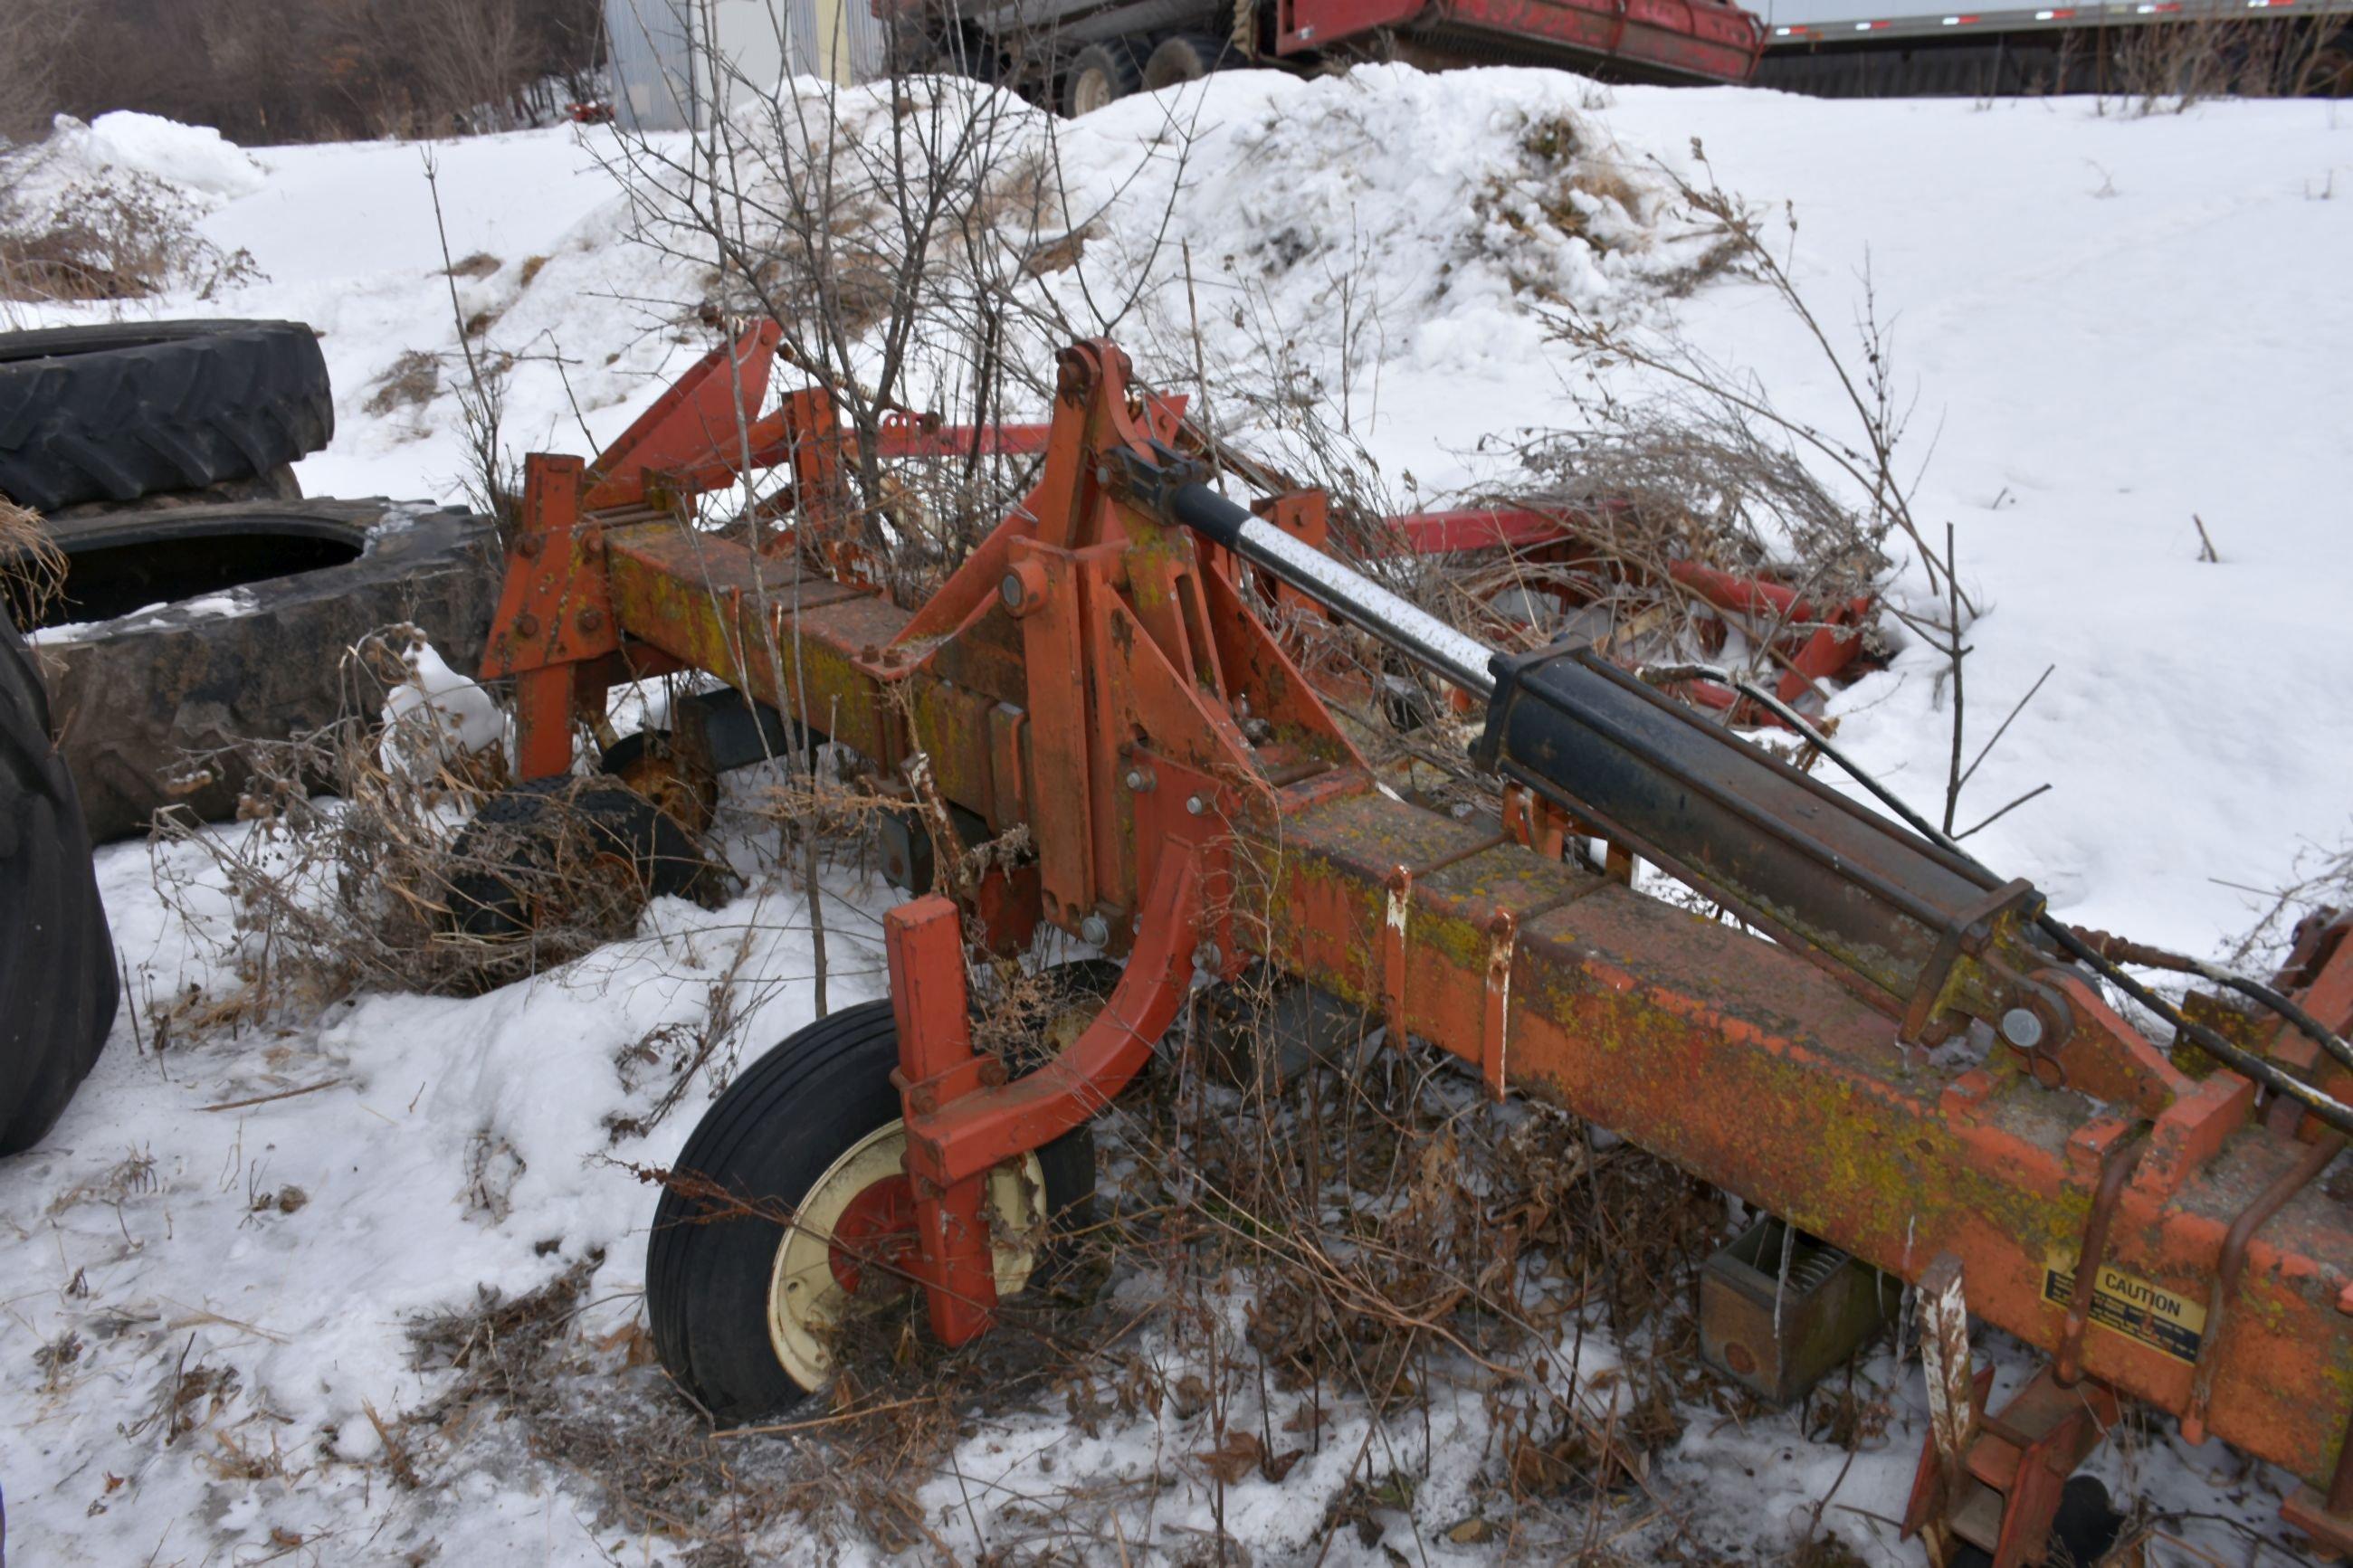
[605,0,890,131]
[605,0,698,131]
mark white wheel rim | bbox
[767,1119,1051,1392]
[1073,68,1112,114]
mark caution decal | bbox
[2043,1253,2206,1364]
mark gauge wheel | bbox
[647,993,1099,1424]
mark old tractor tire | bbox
[648,992,1100,1425]
[14,499,499,841]
[1142,32,1232,90]
[1062,41,1142,115]
[443,774,718,940]
[0,321,335,514]
[0,600,119,1157]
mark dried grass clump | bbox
[1466,111,1742,307]
[363,348,443,417]
[400,1250,812,1564]
[0,496,66,628]
[0,169,262,302]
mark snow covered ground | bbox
[2,72,2349,1565]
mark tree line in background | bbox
[0,0,606,146]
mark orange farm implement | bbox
[479,326,2353,1565]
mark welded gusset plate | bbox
[1244,786,2353,1488]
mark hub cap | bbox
[767,1119,1050,1389]
[1072,67,1114,115]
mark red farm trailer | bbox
[881,0,1767,116]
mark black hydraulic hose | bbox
[1641,661,2353,1135]
[2035,920,2353,1136]
[2082,943,2353,1080]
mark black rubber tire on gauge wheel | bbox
[1062,41,1142,115]
[0,602,119,1156]
[647,997,1098,1425]
[0,321,335,513]
[1141,33,1232,90]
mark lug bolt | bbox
[513,613,540,638]
[910,1087,938,1115]
[1000,571,1024,611]
[576,606,604,633]
[1079,914,1110,947]
[978,1059,1007,1088]
[1186,794,1207,816]
[1999,1007,2045,1050]
[1123,766,1155,793]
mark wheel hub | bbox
[826,1172,918,1296]
[767,1120,1050,1389]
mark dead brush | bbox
[0,495,66,628]
[1444,406,1894,711]
[1053,994,1750,1553]
[1466,109,1744,308]
[151,624,696,1022]
[0,168,262,303]
[397,1249,819,1559]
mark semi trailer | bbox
[1753,0,2353,94]
[877,0,1769,115]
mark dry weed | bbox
[152,624,722,1022]
[0,166,262,302]
[363,348,443,417]
[0,495,66,627]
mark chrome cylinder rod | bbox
[1167,482,1498,700]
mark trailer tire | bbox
[0,601,119,1157]
[1142,33,1232,90]
[1062,42,1142,115]
[2301,37,2352,96]
[14,499,498,841]
[0,321,334,514]
[443,774,718,940]
[647,997,1097,1424]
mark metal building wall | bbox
[605,0,698,131]
[604,0,890,131]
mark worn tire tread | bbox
[0,321,333,512]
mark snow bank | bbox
[77,109,269,199]
[14,110,267,208]
[1043,65,1725,347]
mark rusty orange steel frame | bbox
[481,327,2353,1554]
